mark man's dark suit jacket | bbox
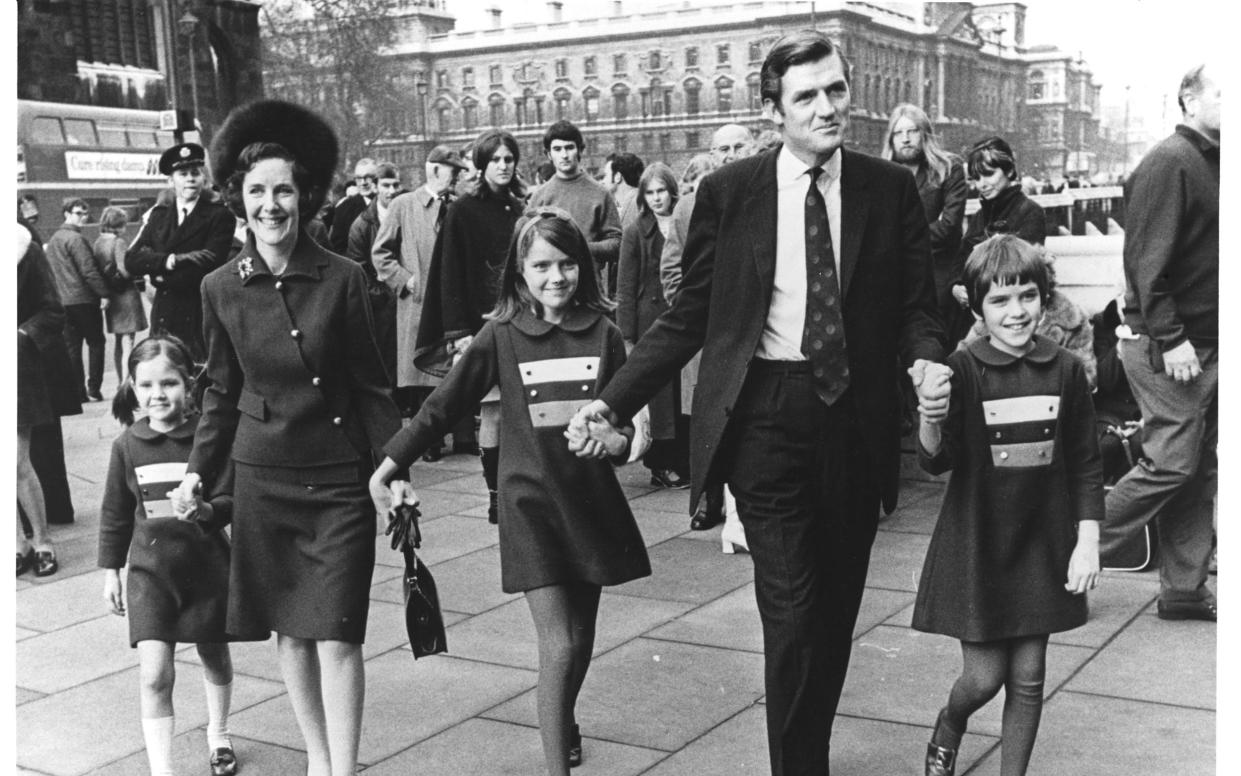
[329,193,371,255]
[600,147,943,513]
[125,196,234,360]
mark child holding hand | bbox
[370,209,651,776]
[913,235,1102,776]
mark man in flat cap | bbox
[370,145,475,459]
[125,142,234,362]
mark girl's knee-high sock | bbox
[202,675,233,751]
[141,715,176,776]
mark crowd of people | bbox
[15,32,1217,776]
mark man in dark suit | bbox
[571,31,948,775]
[329,157,378,254]
[125,142,234,362]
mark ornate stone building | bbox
[1022,45,1102,179]
[274,0,1033,179]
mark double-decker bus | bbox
[17,100,188,236]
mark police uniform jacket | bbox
[188,229,401,488]
[125,195,234,360]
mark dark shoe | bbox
[210,746,238,776]
[568,724,582,768]
[421,446,444,463]
[925,742,957,776]
[34,549,58,577]
[16,548,35,576]
[689,489,724,530]
[86,390,104,402]
[488,490,499,525]
[1157,597,1217,622]
[452,441,480,456]
[650,469,689,489]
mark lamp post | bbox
[178,11,201,140]
[416,79,430,164]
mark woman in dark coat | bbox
[415,129,526,522]
[17,224,76,576]
[616,162,688,488]
[176,101,401,776]
[948,136,1046,345]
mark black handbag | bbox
[386,503,448,659]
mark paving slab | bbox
[1048,571,1159,648]
[19,531,101,586]
[966,691,1214,776]
[90,730,308,776]
[838,625,1095,736]
[864,530,932,593]
[421,471,488,496]
[614,537,753,604]
[485,637,767,752]
[16,568,114,633]
[1065,611,1216,709]
[16,614,135,694]
[631,506,696,547]
[396,545,518,615]
[359,716,667,775]
[878,490,944,536]
[16,663,284,776]
[443,591,694,670]
[626,485,694,515]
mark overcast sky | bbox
[447,0,1223,136]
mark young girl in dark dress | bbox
[913,235,1103,776]
[99,336,241,776]
[371,210,651,775]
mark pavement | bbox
[16,380,1217,775]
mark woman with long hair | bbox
[175,100,402,776]
[415,128,527,523]
[94,205,148,385]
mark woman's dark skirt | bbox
[229,460,376,643]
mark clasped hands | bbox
[909,358,953,423]
[565,403,628,459]
[169,473,208,522]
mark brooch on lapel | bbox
[238,256,254,281]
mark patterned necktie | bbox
[180,207,188,226]
[434,192,451,232]
[801,166,849,405]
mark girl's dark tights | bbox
[934,634,1048,776]
[525,581,602,776]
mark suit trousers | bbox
[1103,337,1217,599]
[63,303,105,397]
[720,360,880,776]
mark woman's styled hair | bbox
[111,335,200,426]
[966,135,1019,182]
[636,162,679,217]
[489,208,615,323]
[679,153,718,196]
[880,103,959,186]
[222,142,316,220]
[98,206,129,234]
[470,129,527,201]
[962,234,1052,315]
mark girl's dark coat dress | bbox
[912,336,1103,642]
[385,307,651,594]
[98,416,249,646]
[189,231,401,643]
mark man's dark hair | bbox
[760,30,851,108]
[610,153,645,187]
[62,197,88,215]
[1177,64,1208,114]
[542,120,585,152]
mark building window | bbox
[685,79,701,115]
[748,41,763,63]
[640,90,651,118]
[1028,69,1045,100]
[613,53,627,76]
[716,80,733,114]
[685,47,699,68]
[514,97,526,127]
[649,50,661,70]
[615,134,627,152]
[489,95,505,126]
[490,65,503,86]
[584,56,597,76]
[660,132,671,153]
[555,58,568,79]
[747,74,761,111]
[554,88,571,120]
[686,131,700,149]
[584,88,600,122]
[437,105,450,133]
[462,67,475,89]
[717,44,730,66]
[463,100,478,130]
[436,70,449,89]
[642,133,653,152]
[613,84,629,120]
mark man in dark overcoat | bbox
[124,142,234,362]
[571,31,948,776]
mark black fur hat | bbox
[210,99,338,218]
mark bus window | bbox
[30,117,65,145]
[98,125,128,147]
[157,130,177,147]
[129,128,161,149]
[64,119,99,146]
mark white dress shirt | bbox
[756,146,843,361]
